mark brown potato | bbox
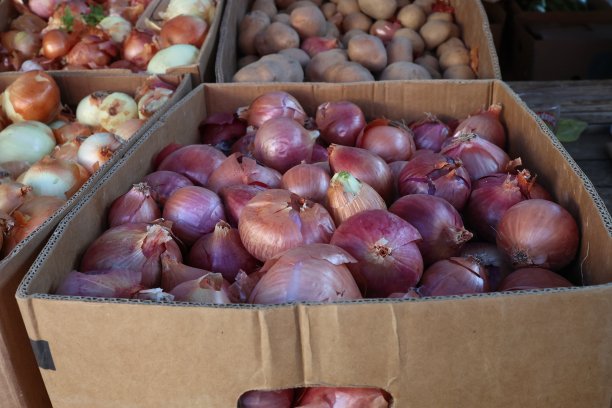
[428,12,454,23]
[305,49,348,81]
[436,37,465,57]
[413,0,435,13]
[443,64,476,79]
[325,21,341,38]
[439,47,470,71]
[397,4,426,30]
[279,48,311,67]
[394,28,425,55]
[239,11,270,56]
[386,36,413,64]
[342,11,372,32]
[324,61,375,82]
[415,53,439,71]
[252,0,277,18]
[420,20,452,50]
[347,34,387,72]
[337,0,360,15]
[233,53,304,82]
[272,13,291,24]
[321,2,337,19]
[341,28,366,47]
[290,5,326,38]
[358,0,397,20]
[380,61,432,80]
[238,55,259,69]
[254,22,300,55]
[286,0,319,12]
[417,62,441,79]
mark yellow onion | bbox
[76,91,110,127]
[98,92,138,134]
[17,156,89,199]
[159,15,208,48]
[114,118,145,141]
[77,132,123,174]
[326,171,386,226]
[53,122,93,145]
[0,121,56,165]
[51,138,85,163]
[137,88,173,120]
[0,182,33,214]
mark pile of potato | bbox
[233,0,476,83]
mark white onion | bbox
[98,16,132,44]
[17,157,87,199]
[76,92,109,127]
[146,44,199,74]
[158,0,216,23]
[137,88,173,120]
[0,121,55,164]
[98,92,138,134]
[77,133,123,174]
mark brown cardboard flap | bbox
[17,80,612,407]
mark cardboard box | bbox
[0,72,190,408]
[215,0,502,82]
[16,80,612,407]
[0,0,224,83]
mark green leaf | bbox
[83,4,105,26]
[555,118,588,142]
[62,8,74,32]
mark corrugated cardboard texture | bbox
[215,0,501,82]
[0,72,190,408]
[17,81,612,407]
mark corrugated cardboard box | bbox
[17,81,612,407]
[0,72,190,408]
[215,0,502,82]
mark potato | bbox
[358,0,397,20]
[428,12,453,23]
[415,53,439,71]
[238,55,259,69]
[325,21,341,38]
[413,0,435,13]
[290,5,326,38]
[449,23,461,38]
[286,0,318,12]
[233,53,304,82]
[347,34,387,72]
[397,4,426,30]
[305,49,348,81]
[342,11,372,32]
[386,36,413,64]
[279,47,310,67]
[321,2,337,19]
[273,13,290,24]
[337,0,360,15]
[417,62,441,79]
[439,47,470,71]
[324,61,375,82]
[397,0,411,7]
[252,0,277,18]
[436,37,465,57]
[380,61,432,80]
[420,20,452,50]
[342,28,366,47]
[276,0,297,8]
[239,11,270,56]
[443,64,476,79]
[254,22,300,55]
[394,28,425,55]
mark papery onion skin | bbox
[137,88,173,120]
[460,242,512,292]
[238,389,295,408]
[249,243,361,304]
[99,15,132,44]
[356,119,416,162]
[397,151,472,210]
[161,254,209,292]
[65,36,116,69]
[188,220,258,282]
[10,14,46,33]
[296,387,391,408]
[328,144,393,203]
[409,113,451,152]
[17,156,88,199]
[207,153,281,193]
[253,117,319,173]
[55,269,143,299]
[498,267,573,292]
[123,30,158,69]
[237,91,307,128]
[496,199,579,271]
[0,182,32,214]
[0,121,56,165]
[199,112,247,154]
[419,256,489,297]
[157,144,226,186]
[142,170,193,205]
[454,103,506,148]
[330,209,423,298]
[239,189,336,262]
[169,273,231,304]
[281,163,330,203]
[162,186,226,245]
[315,101,365,146]
[2,70,60,124]
[219,184,267,227]
[80,221,182,287]
[326,171,386,226]
[53,122,92,145]
[107,182,161,227]
[390,194,473,266]
[440,133,510,181]
[159,15,209,48]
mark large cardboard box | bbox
[215,0,502,82]
[0,72,190,408]
[17,81,612,407]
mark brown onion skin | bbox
[237,91,307,128]
[10,14,47,33]
[219,184,267,227]
[330,209,423,298]
[0,182,32,214]
[315,101,365,146]
[157,144,226,186]
[419,257,489,297]
[498,267,573,292]
[123,30,157,69]
[238,389,294,408]
[390,194,473,266]
[1,30,41,59]
[296,387,391,407]
[65,37,114,68]
[496,199,579,271]
[41,29,78,59]
[281,163,330,203]
[142,170,193,205]
[356,119,416,162]
[397,151,472,211]
[3,70,61,123]
[454,103,506,149]
[160,15,208,48]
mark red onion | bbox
[496,199,579,270]
[356,119,416,162]
[296,387,391,407]
[397,151,471,210]
[330,209,423,297]
[370,20,401,43]
[460,242,512,291]
[107,182,161,227]
[230,131,256,158]
[466,170,550,242]
[326,171,386,226]
[142,170,193,205]
[454,103,506,148]
[328,144,393,202]
[134,288,175,302]
[390,194,473,266]
[153,143,182,169]
[419,257,489,297]
[228,269,265,303]
[389,160,408,199]
[55,269,143,299]
[219,184,267,227]
[237,91,307,128]
[80,221,182,287]
[409,113,451,152]
[161,254,210,292]
[238,389,294,408]
[157,144,226,186]
[315,101,365,146]
[188,220,258,282]
[253,117,319,173]
[388,288,421,299]
[440,133,510,180]
[498,267,573,292]
[249,243,362,304]
[310,143,329,163]
[300,36,340,57]
[199,112,247,154]
[162,186,226,245]
[0,182,32,214]
[169,273,231,304]
[281,163,330,203]
[207,153,281,193]
[239,189,335,262]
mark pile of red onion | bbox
[0,71,176,259]
[237,386,392,408]
[55,90,580,304]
